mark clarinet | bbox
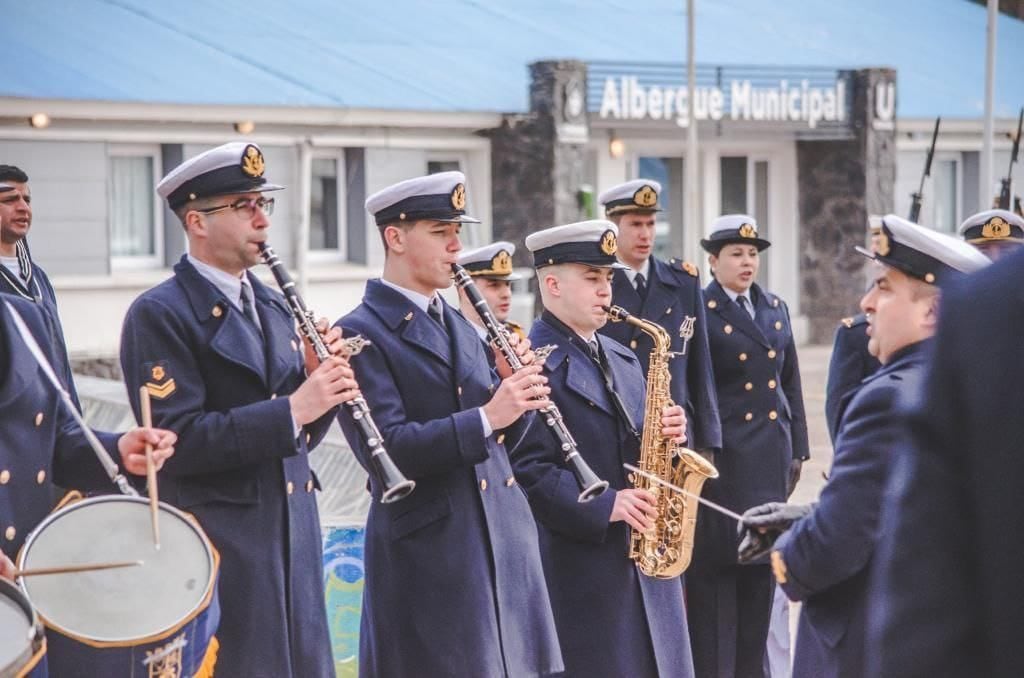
[452,264,609,503]
[260,243,415,504]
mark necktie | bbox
[428,297,446,331]
[737,294,755,320]
[240,280,262,334]
[634,272,648,301]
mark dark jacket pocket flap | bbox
[390,494,452,541]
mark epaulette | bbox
[669,257,699,277]
[841,316,855,329]
[506,321,527,340]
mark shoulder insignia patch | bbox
[681,260,698,277]
[144,360,176,400]
[841,316,854,329]
[771,550,788,584]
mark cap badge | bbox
[489,250,513,276]
[876,231,891,257]
[241,145,265,178]
[600,229,618,256]
[451,183,467,211]
[982,217,1011,239]
[633,185,658,208]
[739,223,757,239]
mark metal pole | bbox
[685,0,699,263]
[981,0,997,202]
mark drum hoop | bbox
[16,495,221,649]
[0,576,43,678]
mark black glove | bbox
[736,502,813,564]
[786,458,804,498]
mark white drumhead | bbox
[0,579,34,673]
[19,496,215,643]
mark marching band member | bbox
[739,216,989,677]
[119,142,354,677]
[687,215,810,678]
[597,179,721,458]
[455,240,526,351]
[512,220,695,678]
[333,172,563,678]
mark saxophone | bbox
[605,305,719,578]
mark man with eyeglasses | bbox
[119,142,357,677]
[0,165,80,409]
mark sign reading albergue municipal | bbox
[587,63,856,132]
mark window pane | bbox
[427,160,461,174]
[310,158,339,250]
[109,156,155,257]
[638,156,683,260]
[931,160,958,234]
[720,156,748,214]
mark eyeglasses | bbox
[195,196,275,218]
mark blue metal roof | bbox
[1,0,1021,118]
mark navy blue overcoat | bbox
[334,279,562,678]
[119,256,334,677]
[600,257,722,452]
[776,341,926,678]
[512,313,695,678]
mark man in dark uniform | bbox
[597,179,721,457]
[120,142,357,677]
[738,216,990,678]
[824,216,883,444]
[513,219,696,678]
[0,295,175,574]
[958,208,1024,261]
[867,243,1024,678]
[0,167,79,409]
[455,240,526,349]
[687,214,810,678]
[334,172,563,678]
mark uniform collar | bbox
[540,309,596,344]
[623,256,651,285]
[379,277,443,314]
[187,253,246,310]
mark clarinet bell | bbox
[568,453,609,503]
[373,453,416,504]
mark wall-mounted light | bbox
[234,121,256,134]
[609,132,625,159]
[28,113,50,129]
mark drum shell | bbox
[16,496,221,678]
[0,577,45,678]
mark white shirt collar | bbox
[624,257,651,285]
[188,254,246,310]
[722,285,753,307]
[379,277,443,314]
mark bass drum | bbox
[0,576,45,678]
[17,495,220,678]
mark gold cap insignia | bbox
[876,231,891,257]
[682,260,698,277]
[738,223,757,239]
[600,229,618,256]
[982,217,1011,239]
[490,249,513,276]
[633,185,659,208]
[451,183,467,211]
[240,144,265,178]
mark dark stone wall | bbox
[798,68,896,343]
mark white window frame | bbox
[926,153,963,234]
[108,144,164,270]
[307,150,347,263]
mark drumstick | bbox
[139,386,161,550]
[623,463,745,522]
[14,560,143,578]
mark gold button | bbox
[768,379,777,389]
[772,298,780,308]
[630,340,638,349]
[480,479,488,491]
[744,382,753,391]
[0,470,9,484]
[769,410,778,421]
[287,481,295,494]
[708,300,717,309]
[739,353,748,362]
[774,320,783,330]
[212,306,223,318]
[589,401,596,407]
[665,307,672,314]
[291,339,299,352]
[35,412,44,427]
[768,349,777,359]
[306,479,314,493]
[36,470,46,484]
[305,433,312,445]
[925,272,935,283]
[496,433,506,445]
[505,476,516,487]
[744,412,753,422]
[457,386,463,396]
[271,393,278,400]
[724,325,733,334]
[4,526,14,541]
